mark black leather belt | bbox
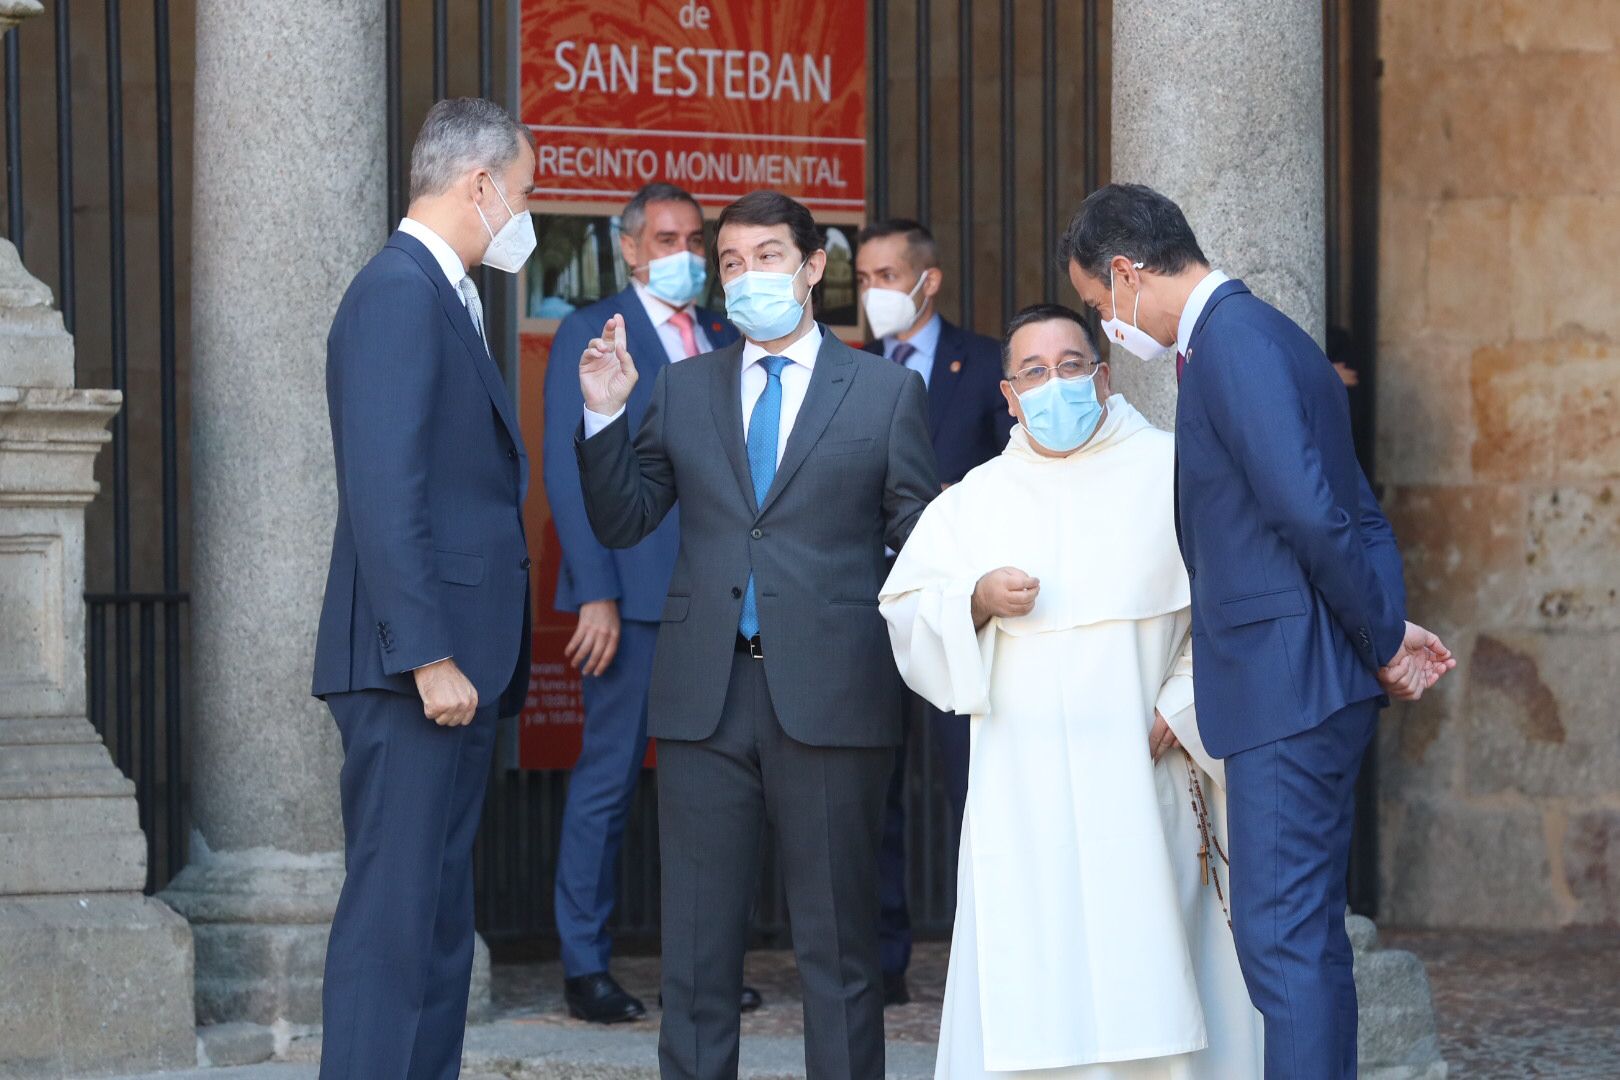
[735,634,764,659]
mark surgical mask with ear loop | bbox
[475,175,537,274]
[1100,261,1170,361]
[862,271,930,339]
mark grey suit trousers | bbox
[656,652,892,1080]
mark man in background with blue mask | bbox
[574,189,938,1079]
[880,301,1266,1078]
[542,182,741,1024]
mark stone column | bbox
[1107,0,1325,429]
[0,229,195,1072]
[1108,4,1445,1076]
[159,2,495,1050]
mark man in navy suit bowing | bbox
[312,98,536,1079]
[542,183,744,1023]
[854,218,1011,1006]
[1061,184,1455,1080]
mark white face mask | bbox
[475,175,537,274]
[1100,262,1169,361]
[861,272,929,340]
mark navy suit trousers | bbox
[877,697,968,977]
[319,689,497,1080]
[553,618,659,976]
[1225,699,1379,1080]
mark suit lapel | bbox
[388,233,523,448]
[758,330,856,518]
[925,320,966,442]
[707,340,756,512]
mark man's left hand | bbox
[1377,621,1456,702]
[1149,709,1180,763]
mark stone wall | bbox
[1375,0,1620,928]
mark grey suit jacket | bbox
[576,328,939,748]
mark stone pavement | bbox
[112,929,1620,1079]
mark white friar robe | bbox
[880,398,1263,1079]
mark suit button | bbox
[731,586,742,598]
[520,556,532,570]
[508,448,518,460]
[1188,568,1197,580]
[750,528,763,540]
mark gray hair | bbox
[621,182,704,239]
[409,98,528,201]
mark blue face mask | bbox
[646,251,707,307]
[1017,373,1104,452]
[724,260,809,341]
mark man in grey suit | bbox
[574,189,938,1080]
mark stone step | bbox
[0,828,148,893]
[0,791,139,833]
[0,739,123,776]
[0,767,134,799]
[121,1022,942,1079]
[0,716,106,745]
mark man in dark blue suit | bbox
[542,183,744,1024]
[855,218,1012,1005]
[1060,184,1454,1079]
[312,99,536,1079]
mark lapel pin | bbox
[712,322,724,333]
[950,360,962,373]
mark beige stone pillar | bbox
[0,233,195,1072]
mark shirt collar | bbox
[886,311,941,359]
[397,217,468,289]
[742,321,822,373]
[631,278,691,329]
[1177,269,1230,359]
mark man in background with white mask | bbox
[312,97,536,1079]
[853,218,1010,1005]
[542,182,744,1025]
[575,189,938,1079]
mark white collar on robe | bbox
[883,394,1189,635]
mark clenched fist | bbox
[972,566,1040,628]
[413,657,478,727]
[579,313,640,416]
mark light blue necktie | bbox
[739,355,789,639]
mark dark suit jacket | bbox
[543,288,738,623]
[576,328,939,747]
[863,318,1013,484]
[1175,279,1406,758]
[312,231,532,715]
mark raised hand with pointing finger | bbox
[579,313,639,416]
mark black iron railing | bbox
[1,1,189,892]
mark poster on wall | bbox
[516,0,868,770]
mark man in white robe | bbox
[880,304,1263,1079]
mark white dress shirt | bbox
[1176,269,1231,361]
[632,279,711,366]
[583,322,822,466]
[397,217,467,289]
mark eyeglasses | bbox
[1008,358,1099,391]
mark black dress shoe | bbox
[564,972,646,1024]
[658,986,766,1013]
[883,971,911,1007]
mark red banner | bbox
[520,0,867,212]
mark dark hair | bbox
[856,217,939,269]
[1056,183,1208,282]
[716,190,821,261]
[1001,303,1103,375]
[622,182,703,238]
